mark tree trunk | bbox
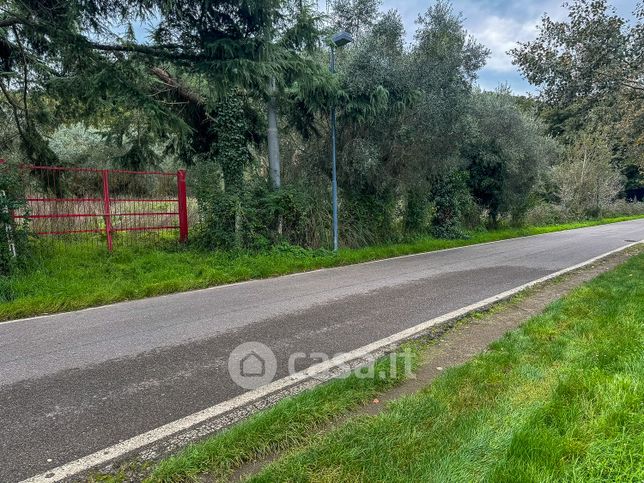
[267,78,281,190]
[234,196,243,247]
[267,78,283,235]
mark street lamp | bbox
[329,30,353,252]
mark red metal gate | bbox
[2,161,189,251]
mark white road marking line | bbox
[20,240,642,482]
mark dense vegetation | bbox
[1,0,643,273]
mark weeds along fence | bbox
[1,160,196,251]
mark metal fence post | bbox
[177,169,188,243]
[101,170,113,251]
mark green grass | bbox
[247,253,644,482]
[1,215,642,321]
[141,345,422,482]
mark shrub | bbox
[431,171,471,239]
[193,175,325,251]
[601,200,644,218]
[524,200,644,226]
[553,131,624,218]
[524,203,571,226]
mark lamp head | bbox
[331,31,353,47]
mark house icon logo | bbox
[240,351,265,377]
[228,342,277,390]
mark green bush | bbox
[601,200,644,218]
[193,177,323,251]
[404,189,431,235]
[431,171,471,239]
[525,200,644,227]
[340,190,400,247]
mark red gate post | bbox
[101,169,113,251]
[177,169,189,243]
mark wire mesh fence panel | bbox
[3,161,189,251]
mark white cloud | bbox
[471,15,540,72]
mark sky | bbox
[379,0,640,94]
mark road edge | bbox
[4,218,642,327]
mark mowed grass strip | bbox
[1,216,642,321]
[247,253,644,482]
[140,346,421,482]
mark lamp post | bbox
[329,31,353,252]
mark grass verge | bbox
[247,253,644,482]
[1,215,642,321]
[126,344,422,482]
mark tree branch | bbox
[149,67,206,106]
[89,42,205,62]
[0,18,24,28]
[621,80,644,92]
[2,16,206,64]
[0,79,25,139]
[11,26,30,126]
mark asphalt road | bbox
[1,220,643,482]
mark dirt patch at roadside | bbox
[228,245,642,482]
